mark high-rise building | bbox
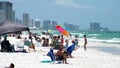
[0,1,13,21]
[29,19,34,27]
[15,18,22,24]
[90,22,101,31]
[43,20,51,30]
[12,10,15,22]
[35,19,40,29]
[64,22,79,31]
[0,9,6,23]
[23,13,29,26]
[51,21,58,29]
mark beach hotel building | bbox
[43,20,51,30]
[0,10,6,23]
[23,13,29,27]
[35,19,41,29]
[90,22,101,31]
[51,21,58,30]
[0,1,13,22]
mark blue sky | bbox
[2,0,120,31]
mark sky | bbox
[1,0,120,31]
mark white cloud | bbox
[54,0,80,8]
[53,0,109,11]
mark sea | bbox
[70,31,120,44]
[29,30,120,44]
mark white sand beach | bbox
[0,36,120,68]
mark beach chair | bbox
[17,43,24,51]
[15,41,27,53]
[66,43,76,58]
[47,48,56,62]
[47,48,62,64]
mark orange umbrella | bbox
[55,25,69,37]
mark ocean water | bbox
[70,31,120,44]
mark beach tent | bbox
[0,20,34,51]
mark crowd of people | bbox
[44,33,88,64]
[0,31,87,64]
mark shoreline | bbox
[79,41,120,55]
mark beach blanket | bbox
[40,60,53,63]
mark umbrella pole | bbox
[28,29,35,52]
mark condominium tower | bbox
[0,1,13,21]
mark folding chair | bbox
[66,43,76,58]
[47,48,62,64]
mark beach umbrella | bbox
[55,25,69,37]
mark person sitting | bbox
[42,38,49,47]
[47,46,68,64]
[1,35,14,52]
[55,46,68,64]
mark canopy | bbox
[0,20,35,51]
[0,20,29,35]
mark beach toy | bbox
[55,25,69,37]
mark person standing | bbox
[65,39,69,48]
[60,35,64,46]
[75,35,79,47]
[84,35,87,51]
